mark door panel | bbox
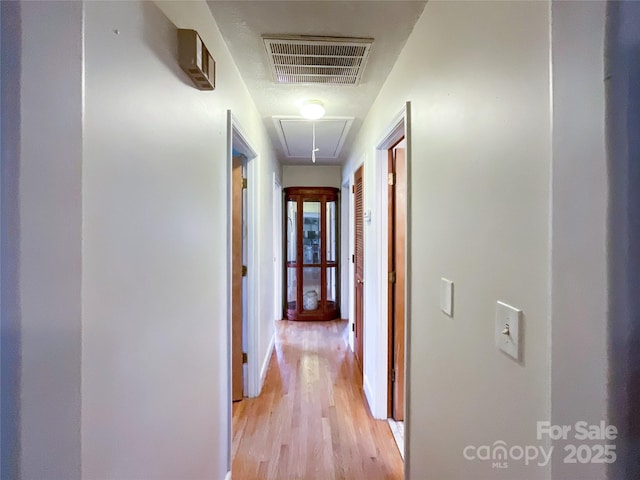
[354,165,364,371]
[393,147,407,421]
[232,156,243,402]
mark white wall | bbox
[4,1,279,477]
[550,2,608,479]
[252,146,281,394]
[82,1,279,479]
[340,182,351,326]
[344,2,552,478]
[273,174,283,323]
[10,2,84,478]
[282,165,342,188]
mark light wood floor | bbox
[232,320,404,480]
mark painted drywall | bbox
[157,1,283,404]
[0,2,86,479]
[340,183,350,325]
[83,2,279,478]
[550,2,608,479]
[343,2,552,478]
[282,165,342,188]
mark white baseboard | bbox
[242,363,248,396]
[363,373,375,416]
[224,471,231,480]
[258,333,275,393]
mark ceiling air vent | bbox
[263,35,373,86]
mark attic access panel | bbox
[263,35,373,85]
[273,117,354,160]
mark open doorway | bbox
[387,138,407,420]
[231,154,246,402]
[387,138,407,458]
[374,103,410,462]
[227,111,259,407]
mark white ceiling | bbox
[206,1,427,165]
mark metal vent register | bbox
[263,35,373,85]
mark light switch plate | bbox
[495,301,522,361]
[440,278,453,317]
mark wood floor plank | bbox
[232,320,404,480]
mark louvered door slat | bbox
[354,165,364,370]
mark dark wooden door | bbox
[354,165,364,371]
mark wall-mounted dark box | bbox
[178,29,215,90]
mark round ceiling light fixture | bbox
[300,99,325,120]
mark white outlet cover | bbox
[495,301,522,361]
[440,278,453,317]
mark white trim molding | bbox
[259,333,276,391]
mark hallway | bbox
[232,320,403,480]
[2,1,621,478]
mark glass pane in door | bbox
[326,200,336,263]
[287,267,297,308]
[302,267,321,310]
[326,267,337,304]
[286,199,297,263]
[303,201,321,264]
